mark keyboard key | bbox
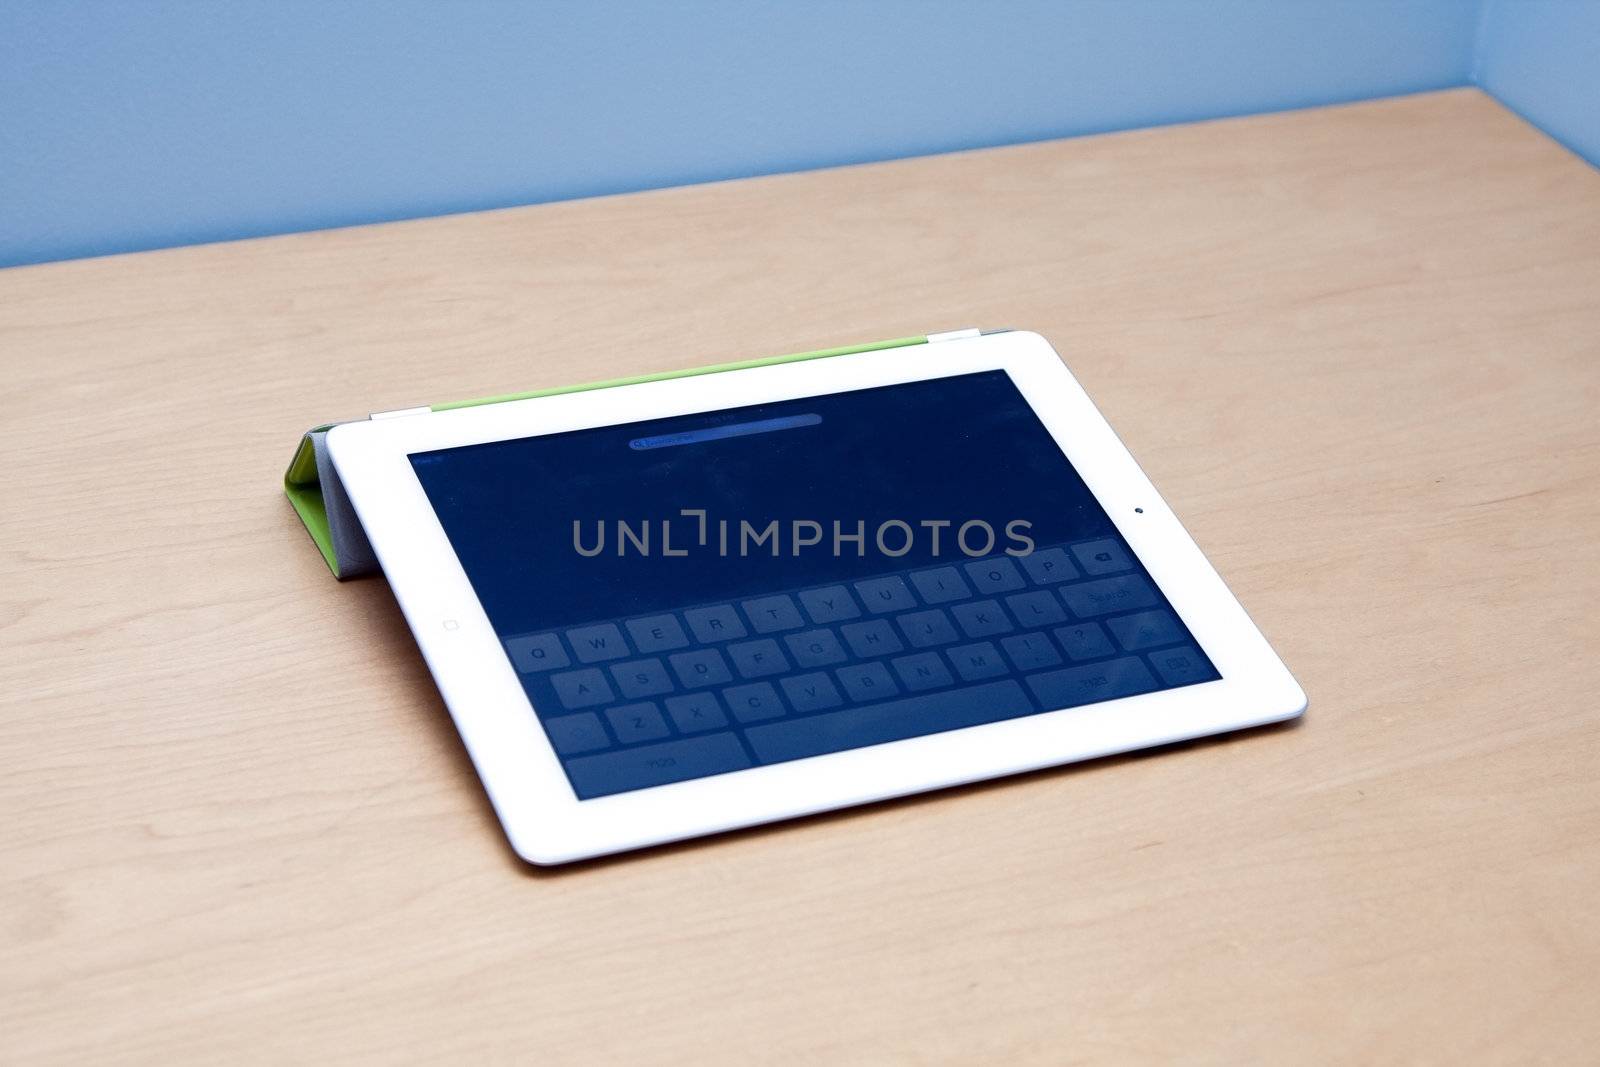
[1106,609,1186,651]
[609,658,674,699]
[798,585,862,624]
[742,594,805,634]
[855,575,916,614]
[784,628,848,668]
[668,647,733,688]
[1071,537,1133,575]
[543,712,609,755]
[1005,589,1067,628]
[836,661,900,702]
[566,623,630,663]
[1059,574,1159,617]
[551,668,615,709]
[625,614,689,653]
[744,680,1032,763]
[896,608,959,648]
[683,604,748,643]
[780,672,845,713]
[891,652,953,691]
[565,733,752,799]
[505,632,569,673]
[723,682,786,723]
[950,599,1014,638]
[1148,645,1216,686]
[664,692,730,733]
[727,638,790,678]
[964,556,1026,594]
[840,619,904,658]
[1026,657,1159,709]
[910,566,972,605]
[604,701,671,744]
[1054,622,1117,661]
[1001,632,1062,671]
[947,641,1008,681]
[1018,547,1080,585]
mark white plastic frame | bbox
[329,331,1305,864]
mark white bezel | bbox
[328,331,1305,864]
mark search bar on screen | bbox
[628,413,822,450]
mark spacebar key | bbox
[745,680,1033,763]
[565,733,752,799]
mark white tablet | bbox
[328,329,1305,864]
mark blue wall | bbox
[1475,0,1600,168]
[0,2,1481,269]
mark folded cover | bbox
[284,335,930,579]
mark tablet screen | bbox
[412,369,1218,799]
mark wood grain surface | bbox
[3,88,1598,1063]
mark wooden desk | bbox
[3,88,1598,1062]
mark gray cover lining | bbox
[309,428,380,579]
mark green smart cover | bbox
[284,336,930,579]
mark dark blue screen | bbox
[412,370,1218,799]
